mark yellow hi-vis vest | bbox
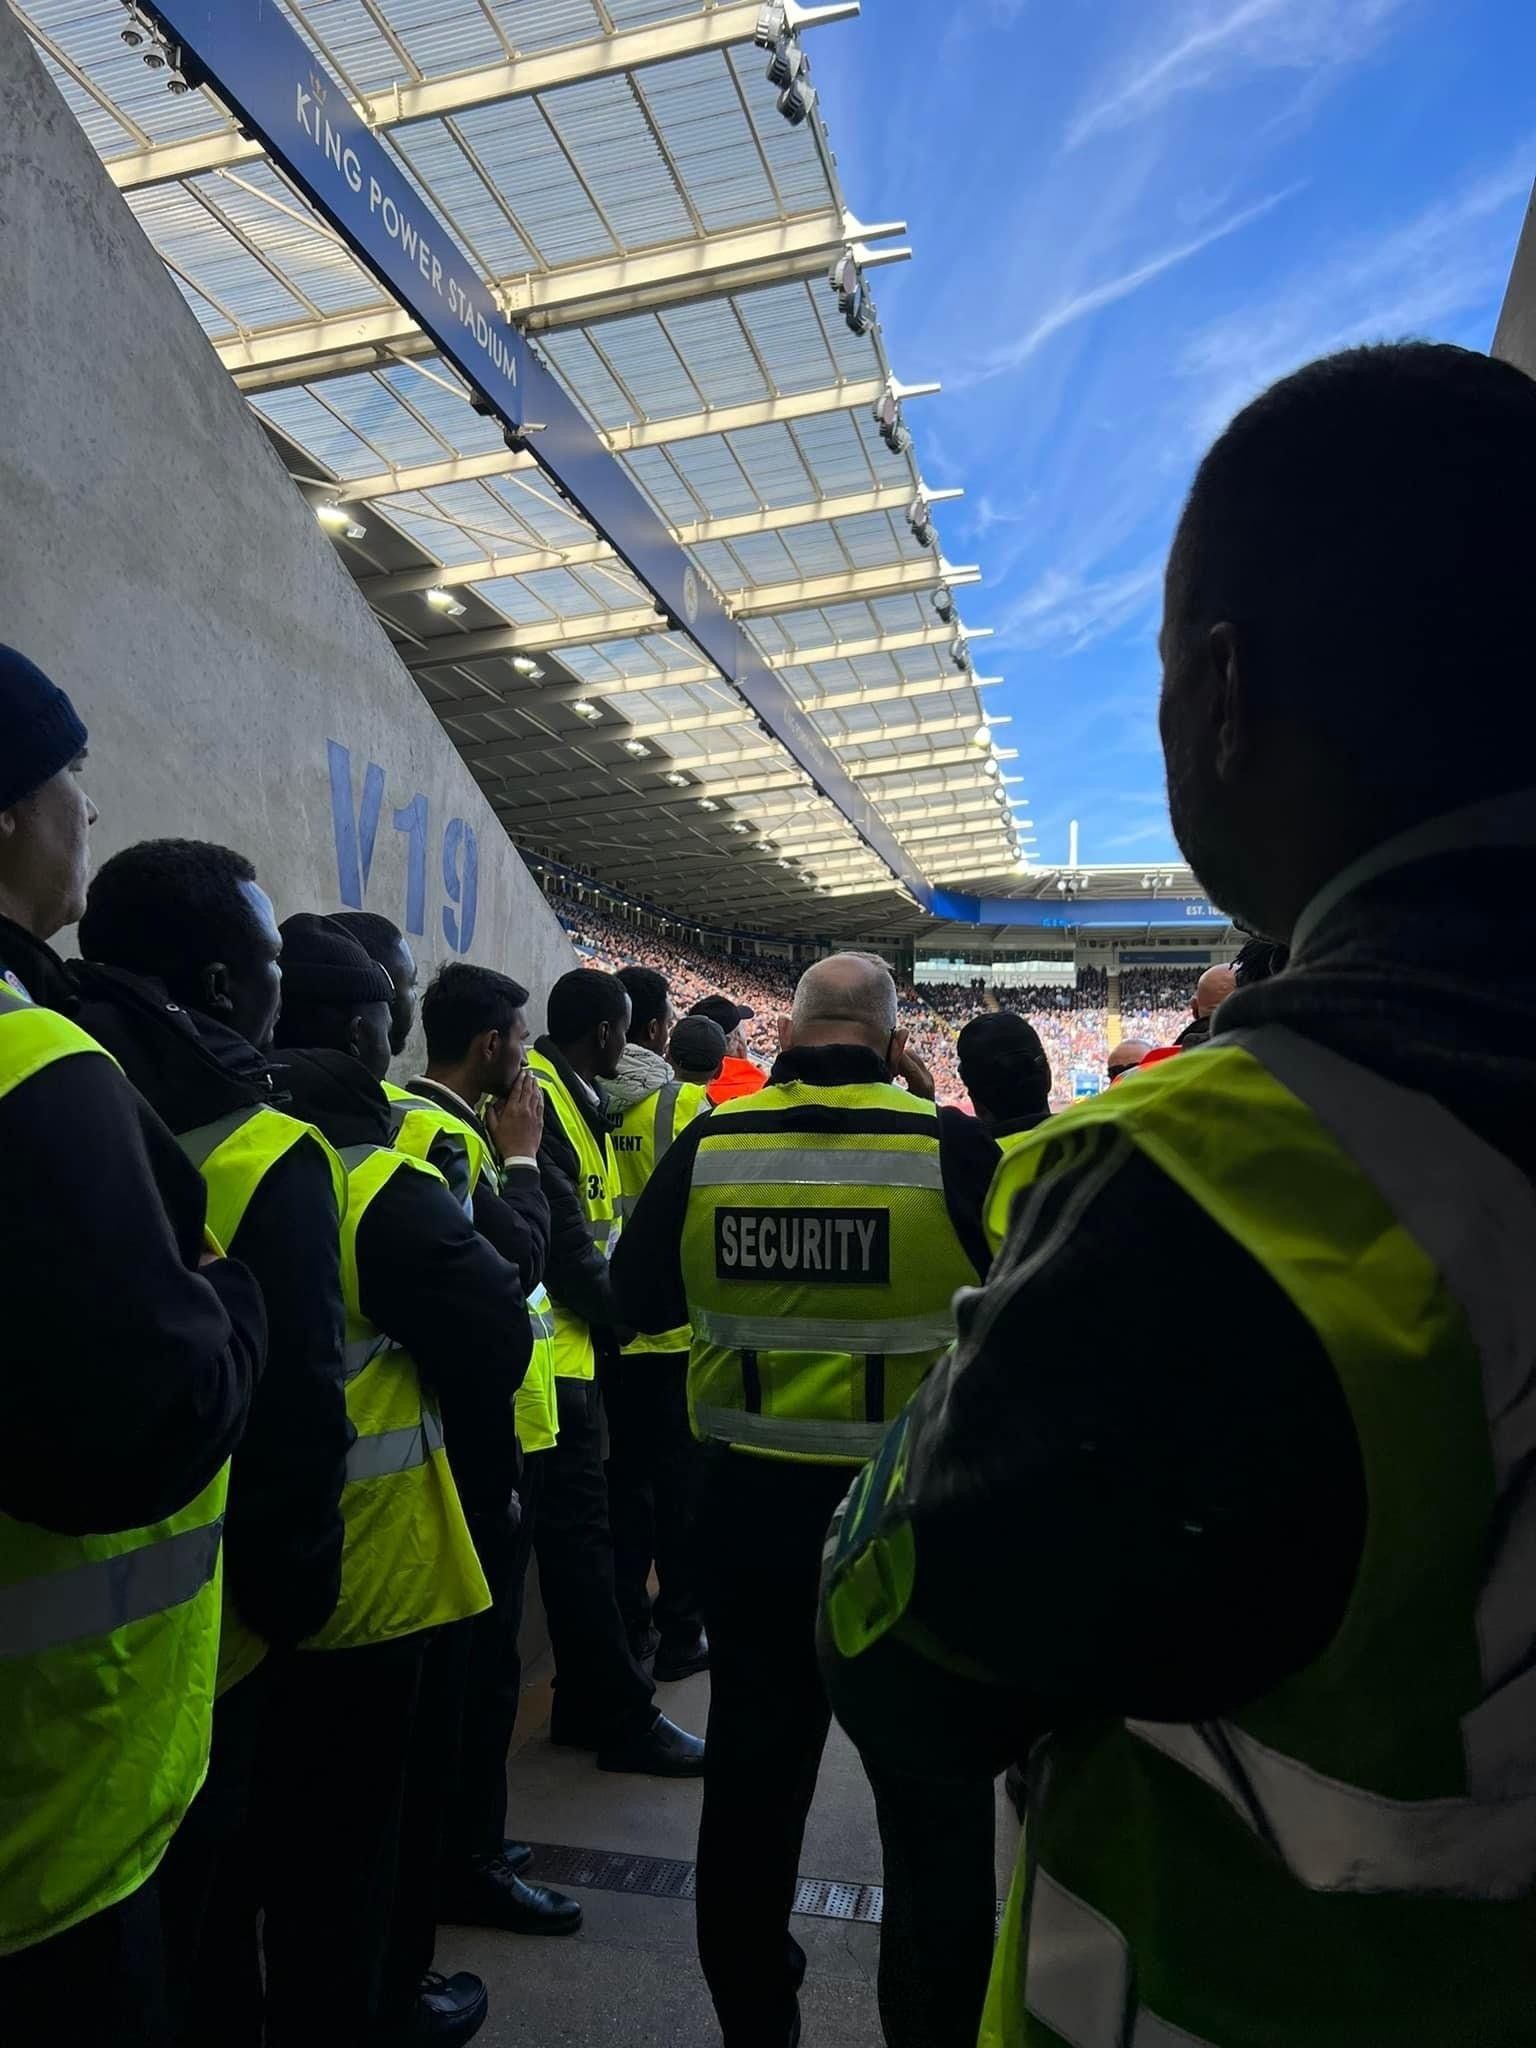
[178,1104,346,1695]
[678,1078,978,1464]
[980,1027,1536,2048]
[383,1080,558,1453]
[526,1048,620,1382]
[609,1077,711,1355]
[0,985,227,1955]
[302,1143,489,1650]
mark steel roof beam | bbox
[731,558,979,619]
[215,211,908,385]
[106,4,853,193]
[403,607,667,666]
[499,768,805,825]
[335,378,936,493]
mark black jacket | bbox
[273,1049,532,1519]
[531,1037,623,1345]
[70,965,351,1647]
[983,1106,1052,1141]
[822,844,1536,1778]
[402,1074,550,1300]
[611,1042,1000,1339]
[0,917,264,1536]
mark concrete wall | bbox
[0,11,573,1060]
[1493,182,1536,379]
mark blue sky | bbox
[810,0,1536,868]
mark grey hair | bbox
[790,952,898,1036]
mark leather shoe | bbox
[597,1711,705,1777]
[402,1971,487,2045]
[440,1853,583,1936]
[501,1838,533,1874]
[654,1631,710,1682]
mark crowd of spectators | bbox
[1118,965,1201,1049]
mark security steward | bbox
[527,967,704,1774]
[819,344,1536,2048]
[255,916,529,2048]
[73,840,353,2041]
[601,968,713,1678]
[612,953,998,2048]
[0,650,264,2047]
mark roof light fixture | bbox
[729,821,752,834]
[949,634,972,674]
[932,584,956,624]
[664,771,689,787]
[571,700,601,722]
[316,502,367,542]
[424,587,466,618]
[623,739,651,758]
[510,655,544,679]
[698,798,720,812]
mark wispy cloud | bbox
[955,187,1299,390]
[1179,144,1535,439]
[1066,0,1410,151]
[990,556,1165,655]
[1103,817,1174,851]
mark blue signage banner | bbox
[920,888,1230,929]
[144,1,927,898]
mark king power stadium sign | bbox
[137,0,929,900]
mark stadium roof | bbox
[21,0,1041,932]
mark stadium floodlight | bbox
[766,33,805,89]
[873,383,913,456]
[316,502,366,542]
[755,4,789,48]
[424,587,466,618]
[120,6,155,46]
[829,249,860,303]
[932,585,956,624]
[778,75,817,124]
[908,493,937,550]
[623,739,651,758]
[843,283,875,338]
[664,771,689,787]
[949,634,972,674]
[698,797,720,812]
[571,700,602,722]
[971,724,990,747]
[510,655,544,679]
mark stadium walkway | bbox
[437,1656,1020,2044]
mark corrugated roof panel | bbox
[382,504,488,563]
[374,359,508,451]
[725,45,833,217]
[286,0,408,97]
[622,447,707,525]
[782,411,878,497]
[636,51,782,234]
[656,302,771,410]
[539,73,695,250]
[311,373,454,462]
[249,387,388,476]
[371,0,508,76]
[535,330,637,430]
[775,521,856,580]
[126,184,311,333]
[450,95,614,268]
[660,438,760,518]
[189,164,377,316]
[583,310,700,420]
[725,422,818,508]
[734,281,843,396]
[21,0,227,143]
[387,120,537,275]
[483,0,612,53]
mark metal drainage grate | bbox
[523,1844,885,1924]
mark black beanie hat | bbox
[277,913,395,1007]
[0,646,89,812]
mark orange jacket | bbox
[707,1055,768,1105]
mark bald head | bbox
[1108,1039,1152,1081]
[785,953,900,1058]
[1193,965,1237,1019]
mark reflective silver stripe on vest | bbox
[692,1307,955,1354]
[343,1335,394,1381]
[0,1517,224,1660]
[692,1147,943,1190]
[338,1143,382,1170]
[345,1405,446,1484]
[692,1404,889,1461]
[1127,1025,1536,1899]
[586,1218,619,1254]
[615,1193,638,1220]
[655,1081,684,1160]
[1025,1872,1218,2048]
[179,1106,262,1169]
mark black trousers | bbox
[598,1349,705,1653]
[0,1880,168,2048]
[187,1634,427,2048]
[446,1459,544,1868]
[533,1376,655,1744]
[154,1660,274,2044]
[695,1449,997,2048]
[695,1452,855,2048]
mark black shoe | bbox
[654,1631,710,1682]
[597,1712,705,1777]
[402,1971,487,2046]
[501,1838,533,1874]
[440,1854,584,1936]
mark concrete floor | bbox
[435,1662,1021,2046]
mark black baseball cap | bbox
[689,995,755,1031]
